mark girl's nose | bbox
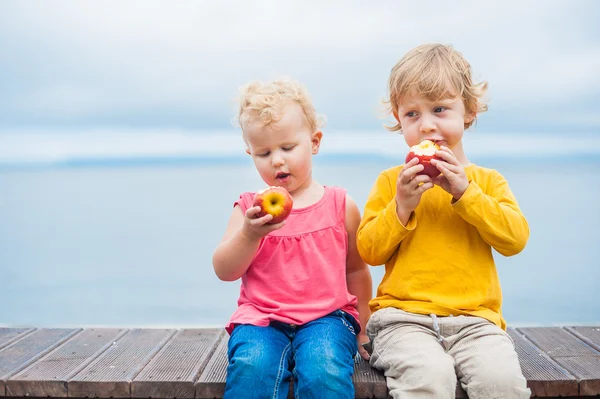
[271,152,285,167]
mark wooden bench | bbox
[0,326,599,398]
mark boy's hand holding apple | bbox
[430,146,470,201]
[395,156,434,226]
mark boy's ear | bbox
[311,130,323,154]
[464,111,476,125]
[392,109,400,123]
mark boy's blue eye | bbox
[434,107,447,113]
[406,111,417,117]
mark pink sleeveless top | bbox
[226,186,359,334]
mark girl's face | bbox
[243,102,321,195]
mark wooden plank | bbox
[132,329,224,398]
[6,328,127,397]
[0,329,35,351]
[193,336,473,399]
[519,327,600,396]
[508,328,578,397]
[566,326,600,352]
[68,328,176,398]
[353,356,387,399]
[195,334,228,399]
[0,328,80,397]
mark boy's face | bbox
[243,102,322,195]
[394,93,474,151]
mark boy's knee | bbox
[422,361,457,394]
[466,369,530,399]
[386,359,456,398]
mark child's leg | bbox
[224,324,293,399]
[367,308,457,399]
[292,310,358,399]
[448,318,530,399]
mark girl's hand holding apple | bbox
[242,206,286,241]
[240,186,293,241]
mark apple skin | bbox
[253,186,293,224]
[405,140,442,178]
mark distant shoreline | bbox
[1,152,599,171]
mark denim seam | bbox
[272,342,292,399]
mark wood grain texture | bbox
[68,328,176,398]
[0,329,80,396]
[6,328,127,397]
[132,329,224,398]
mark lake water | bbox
[1,131,599,328]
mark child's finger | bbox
[433,159,461,176]
[267,220,286,230]
[404,157,420,167]
[245,206,262,218]
[400,164,424,184]
[417,181,434,193]
[250,213,273,225]
[435,148,459,165]
[409,174,432,189]
[358,345,370,361]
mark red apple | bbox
[253,186,293,224]
[405,140,442,178]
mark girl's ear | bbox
[311,130,323,154]
[245,147,251,155]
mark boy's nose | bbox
[419,117,436,133]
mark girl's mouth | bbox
[276,172,290,180]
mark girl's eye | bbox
[258,151,270,157]
[283,146,295,151]
[434,107,447,113]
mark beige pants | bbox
[366,308,531,399]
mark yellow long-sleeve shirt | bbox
[357,164,529,329]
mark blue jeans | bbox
[224,310,359,399]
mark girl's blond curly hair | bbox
[236,78,325,132]
[385,43,488,132]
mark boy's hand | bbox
[431,146,470,200]
[395,157,434,225]
[242,206,286,240]
[357,333,371,361]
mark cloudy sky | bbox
[1,0,599,134]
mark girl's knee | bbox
[227,353,268,379]
[296,356,354,393]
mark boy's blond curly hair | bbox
[236,78,325,133]
[385,43,488,132]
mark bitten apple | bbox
[405,140,442,178]
[253,186,293,224]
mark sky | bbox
[1,0,599,134]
